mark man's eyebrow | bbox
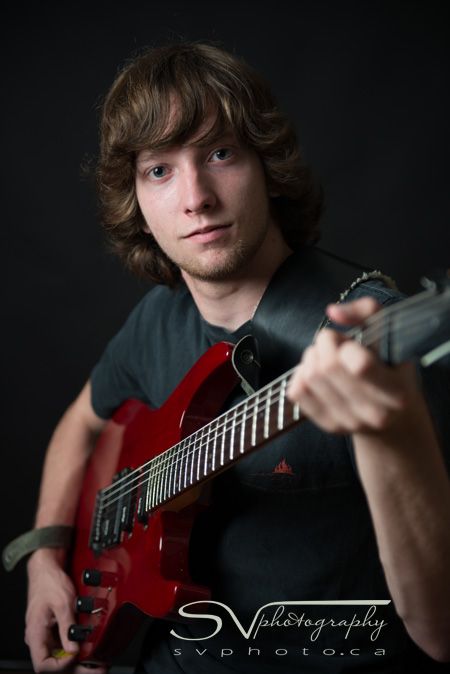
[192,130,238,148]
[136,150,161,164]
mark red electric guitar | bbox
[69,277,450,665]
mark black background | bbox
[1,0,450,667]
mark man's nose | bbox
[183,168,217,215]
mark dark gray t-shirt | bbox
[90,270,450,674]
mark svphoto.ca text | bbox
[173,647,387,658]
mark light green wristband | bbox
[2,526,73,571]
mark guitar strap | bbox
[250,246,397,387]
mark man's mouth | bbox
[185,223,232,242]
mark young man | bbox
[19,43,450,673]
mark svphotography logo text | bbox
[170,600,391,660]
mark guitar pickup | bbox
[112,467,135,538]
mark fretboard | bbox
[151,370,299,507]
[91,369,302,550]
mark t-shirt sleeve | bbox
[90,294,153,419]
[89,283,205,419]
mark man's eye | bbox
[147,166,167,179]
[212,148,232,161]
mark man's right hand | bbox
[25,381,108,672]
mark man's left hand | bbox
[287,297,419,436]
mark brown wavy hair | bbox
[96,41,322,286]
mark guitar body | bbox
[70,341,240,664]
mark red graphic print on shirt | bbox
[273,458,294,475]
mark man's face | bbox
[135,119,276,283]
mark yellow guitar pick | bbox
[51,648,75,658]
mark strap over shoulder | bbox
[252,246,397,385]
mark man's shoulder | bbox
[127,282,195,324]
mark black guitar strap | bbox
[251,246,397,387]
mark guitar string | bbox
[97,289,449,517]
[349,290,447,344]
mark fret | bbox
[195,431,201,483]
[229,407,238,460]
[251,393,259,446]
[166,447,174,500]
[278,378,286,430]
[171,443,178,496]
[176,439,182,492]
[146,460,154,512]
[264,387,272,439]
[212,420,218,471]
[182,437,189,489]
[154,454,163,507]
[184,433,192,487]
[171,447,178,495]
[157,454,165,505]
[204,423,211,475]
[158,452,166,505]
[240,400,248,453]
[162,449,171,502]
[190,432,198,486]
[220,414,227,466]
[170,446,178,497]
[149,456,159,509]
[181,438,190,492]
[157,453,165,505]
[197,427,205,481]
[172,442,181,495]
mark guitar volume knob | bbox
[82,568,102,586]
[68,624,92,642]
[76,595,108,613]
[76,596,95,612]
[82,568,118,587]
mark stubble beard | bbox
[176,228,269,282]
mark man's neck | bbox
[181,227,292,332]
